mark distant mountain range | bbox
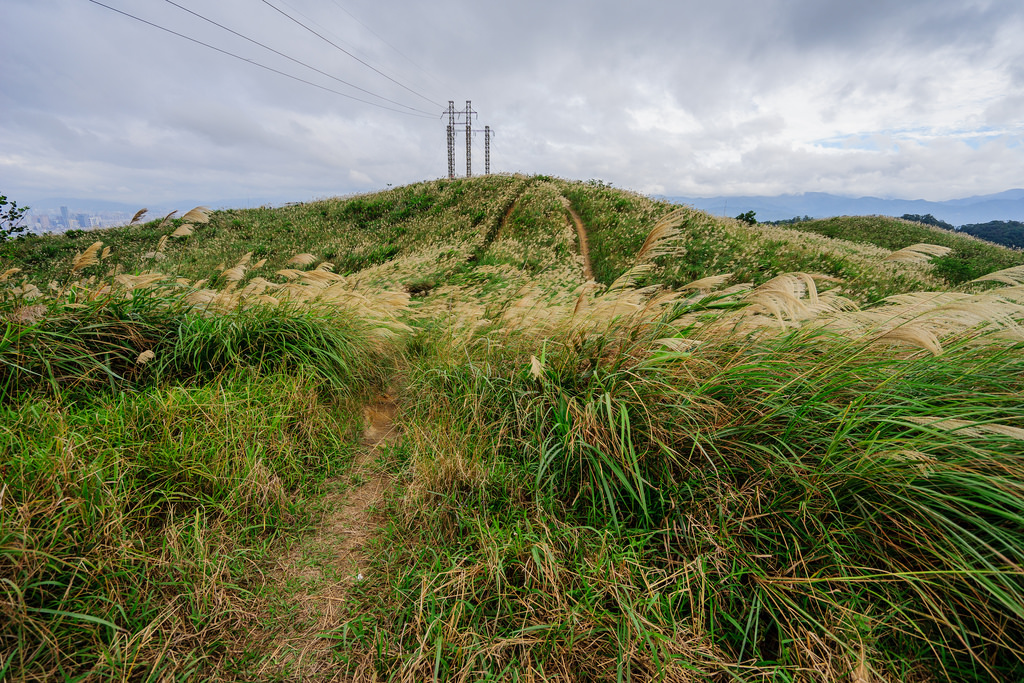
[664,189,1024,225]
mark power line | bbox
[327,0,454,94]
[161,0,434,115]
[276,0,440,94]
[259,0,444,109]
[84,0,435,118]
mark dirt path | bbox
[257,391,398,679]
[562,199,594,280]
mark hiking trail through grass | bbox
[257,390,399,679]
[562,197,594,280]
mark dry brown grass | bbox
[71,240,104,272]
[884,242,952,263]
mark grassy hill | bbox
[775,214,1024,284]
[3,175,1024,681]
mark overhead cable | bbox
[327,0,454,93]
[260,0,444,109]
[162,0,435,115]
[84,0,436,118]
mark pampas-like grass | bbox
[286,253,318,267]
[72,241,104,272]
[115,272,169,291]
[634,208,688,262]
[607,263,654,293]
[810,286,1024,351]
[7,282,43,300]
[741,273,835,326]
[905,416,1024,441]
[873,324,944,355]
[680,274,733,291]
[220,265,247,283]
[971,264,1024,286]
[180,206,211,224]
[883,243,952,263]
[653,337,703,352]
[157,211,177,230]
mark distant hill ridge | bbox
[666,189,1024,225]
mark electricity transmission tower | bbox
[442,100,490,178]
[484,126,493,175]
[465,100,473,177]
[446,101,456,179]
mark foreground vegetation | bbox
[3,176,1024,681]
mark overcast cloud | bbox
[1,0,1022,207]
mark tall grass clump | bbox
[1,292,392,400]
[0,370,361,680]
[345,248,1024,680]
[1,223,395,679]
[2,237,407,401]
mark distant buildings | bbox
[23,207,132,234]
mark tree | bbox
[900,213,955,231]
[959,220,1024,250]
[735,210,757,225]
[1,194,30,242]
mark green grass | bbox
[1,370,361,681]
[782,215,1024,284]
[1,291,390,400]
[557,178,674,285]
[343,311,1024,680]
[4,175,1024,681]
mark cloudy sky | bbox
[2,0,1022,208]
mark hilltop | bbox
[6,175,1023,301]
[4,175,1024,682]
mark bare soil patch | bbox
[563,198,594,280]
[255,391,399,680]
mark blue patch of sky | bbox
[814,125,1020,151]
[813,134,893,152]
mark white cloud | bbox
[1,0,1022,207]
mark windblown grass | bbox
[347,278,1024,680]
[1,370,361,681]
[334,207,1024,680]
[782,215,1024,284]
[1,226,395,680]
[4,176,1024,681]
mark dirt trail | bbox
[562,198,594,280]
[258,391,398,679]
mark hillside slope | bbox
[776,214,1024,284]
[8,174,1022,304]
[4,176,1024,682]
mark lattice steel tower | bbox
[446,101,456,179]
[484,126,492,175]
[465,100,473,177]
